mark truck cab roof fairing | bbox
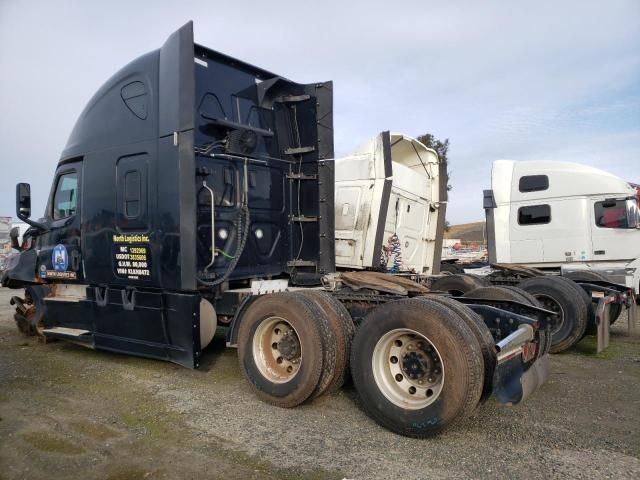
[61,22,196,161]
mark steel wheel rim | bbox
[372,328,444,410]
[252,316,302,384]
[535,294,565,336]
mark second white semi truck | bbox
[484,159,640,294]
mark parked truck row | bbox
[3,22,623,438]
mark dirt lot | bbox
[0,287,639,479]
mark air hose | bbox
[197,158,251,287]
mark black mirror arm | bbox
[17,212,48,233]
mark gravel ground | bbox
[0,286,639,479]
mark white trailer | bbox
[484,160,640,293]
[334,131,447,274]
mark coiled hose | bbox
[197,205,250,287]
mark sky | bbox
[0,0,638,224]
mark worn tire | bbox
[237,292,329,408]
[298,290,354,395]
[551,276,598,337]
[350,298,484,437]
[518,276,588,353]
[421,295,496,403]
[430,274,489,296]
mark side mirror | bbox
[16,183,31,219]
[625,198,640,229]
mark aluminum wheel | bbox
[535,294,565,336]
[252,316,302,384]
[371,328,444,410]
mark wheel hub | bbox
[402,351,430,379]
[535,294,564,335]
[252,317,302,384]
[277,332,301,361]
[372,329,445,410]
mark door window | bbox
[594,199,639,229]
[52,172,78,219]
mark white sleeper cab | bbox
[334,131,447,274]
[484,160,640,293]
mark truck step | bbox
[284,146,315,155]
[42,327,93,343]
[289,215,318,222]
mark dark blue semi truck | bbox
[3,22,552,437]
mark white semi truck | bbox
[335,131,447,274]
[484,159,640,294]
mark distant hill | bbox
[445,221,486,243]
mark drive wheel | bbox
[237,292,325,408]
[350,298,483,437]
[298,290,354,395]
[430,274,489,296]
[518,276,588,353]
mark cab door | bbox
[590,198,640,261]
[37,161,83,282]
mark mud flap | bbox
[595,298,611,353]
[493,355,550,405]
